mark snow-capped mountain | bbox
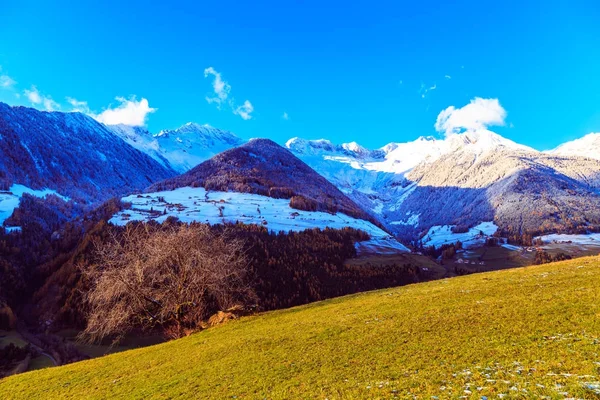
[288,129,600,241]
[546,132,600,160]
[287,129,535,225]
[107,122,244,173]
[0,102,175,204]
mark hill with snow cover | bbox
[115,139,408,254]
[0,103,176,228]
[288,129,600,241]
[107,122,244,173]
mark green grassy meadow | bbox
[1,256,600,399]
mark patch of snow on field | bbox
[110,187,409,252]
[422,221,498,248]
[534,233,600,246]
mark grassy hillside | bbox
[2,257,600,399]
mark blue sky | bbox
[0,0,598,150]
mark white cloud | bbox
[204,67,231,108]
[282,112,289,120]
[445,75,452,79]
[419,82,437,99]
[0,66,16,89]
[204,66,254,120]
[24,86,42,104]
[92,96,156,126]
[435,97,507,136]
[0,76,16,88]
[233,100,254,120]
[23,85,60,111]
[66,97,91,113]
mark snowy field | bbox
[110,187,409,253]
[535,233,600,247]
[421,221,498,249]
[0,184,69,228]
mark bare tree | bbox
[79,223,253,343]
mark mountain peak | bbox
[547,132,600,160]
[445,129,536,154]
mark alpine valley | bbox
[1,101,600,380]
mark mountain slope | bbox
[107,122,244,173]
[0,103,176,203]
[397,149,600,239]
[3,257,599,398]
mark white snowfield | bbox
[421,221,498,249]
[109,187,410,254]
[0,184,70,227]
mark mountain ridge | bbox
[0,102,175,203]
[107,122,244,173]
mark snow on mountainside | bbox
[0,102,175,205]
[546,132,600,160]
[288,129,535,178]
[288,129,600,242]
[107,122,244,173]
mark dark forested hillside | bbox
[0,197,123,329]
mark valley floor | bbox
[1,256,600,399]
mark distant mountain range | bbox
[286,129,600,241]
[2,101,599,245]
